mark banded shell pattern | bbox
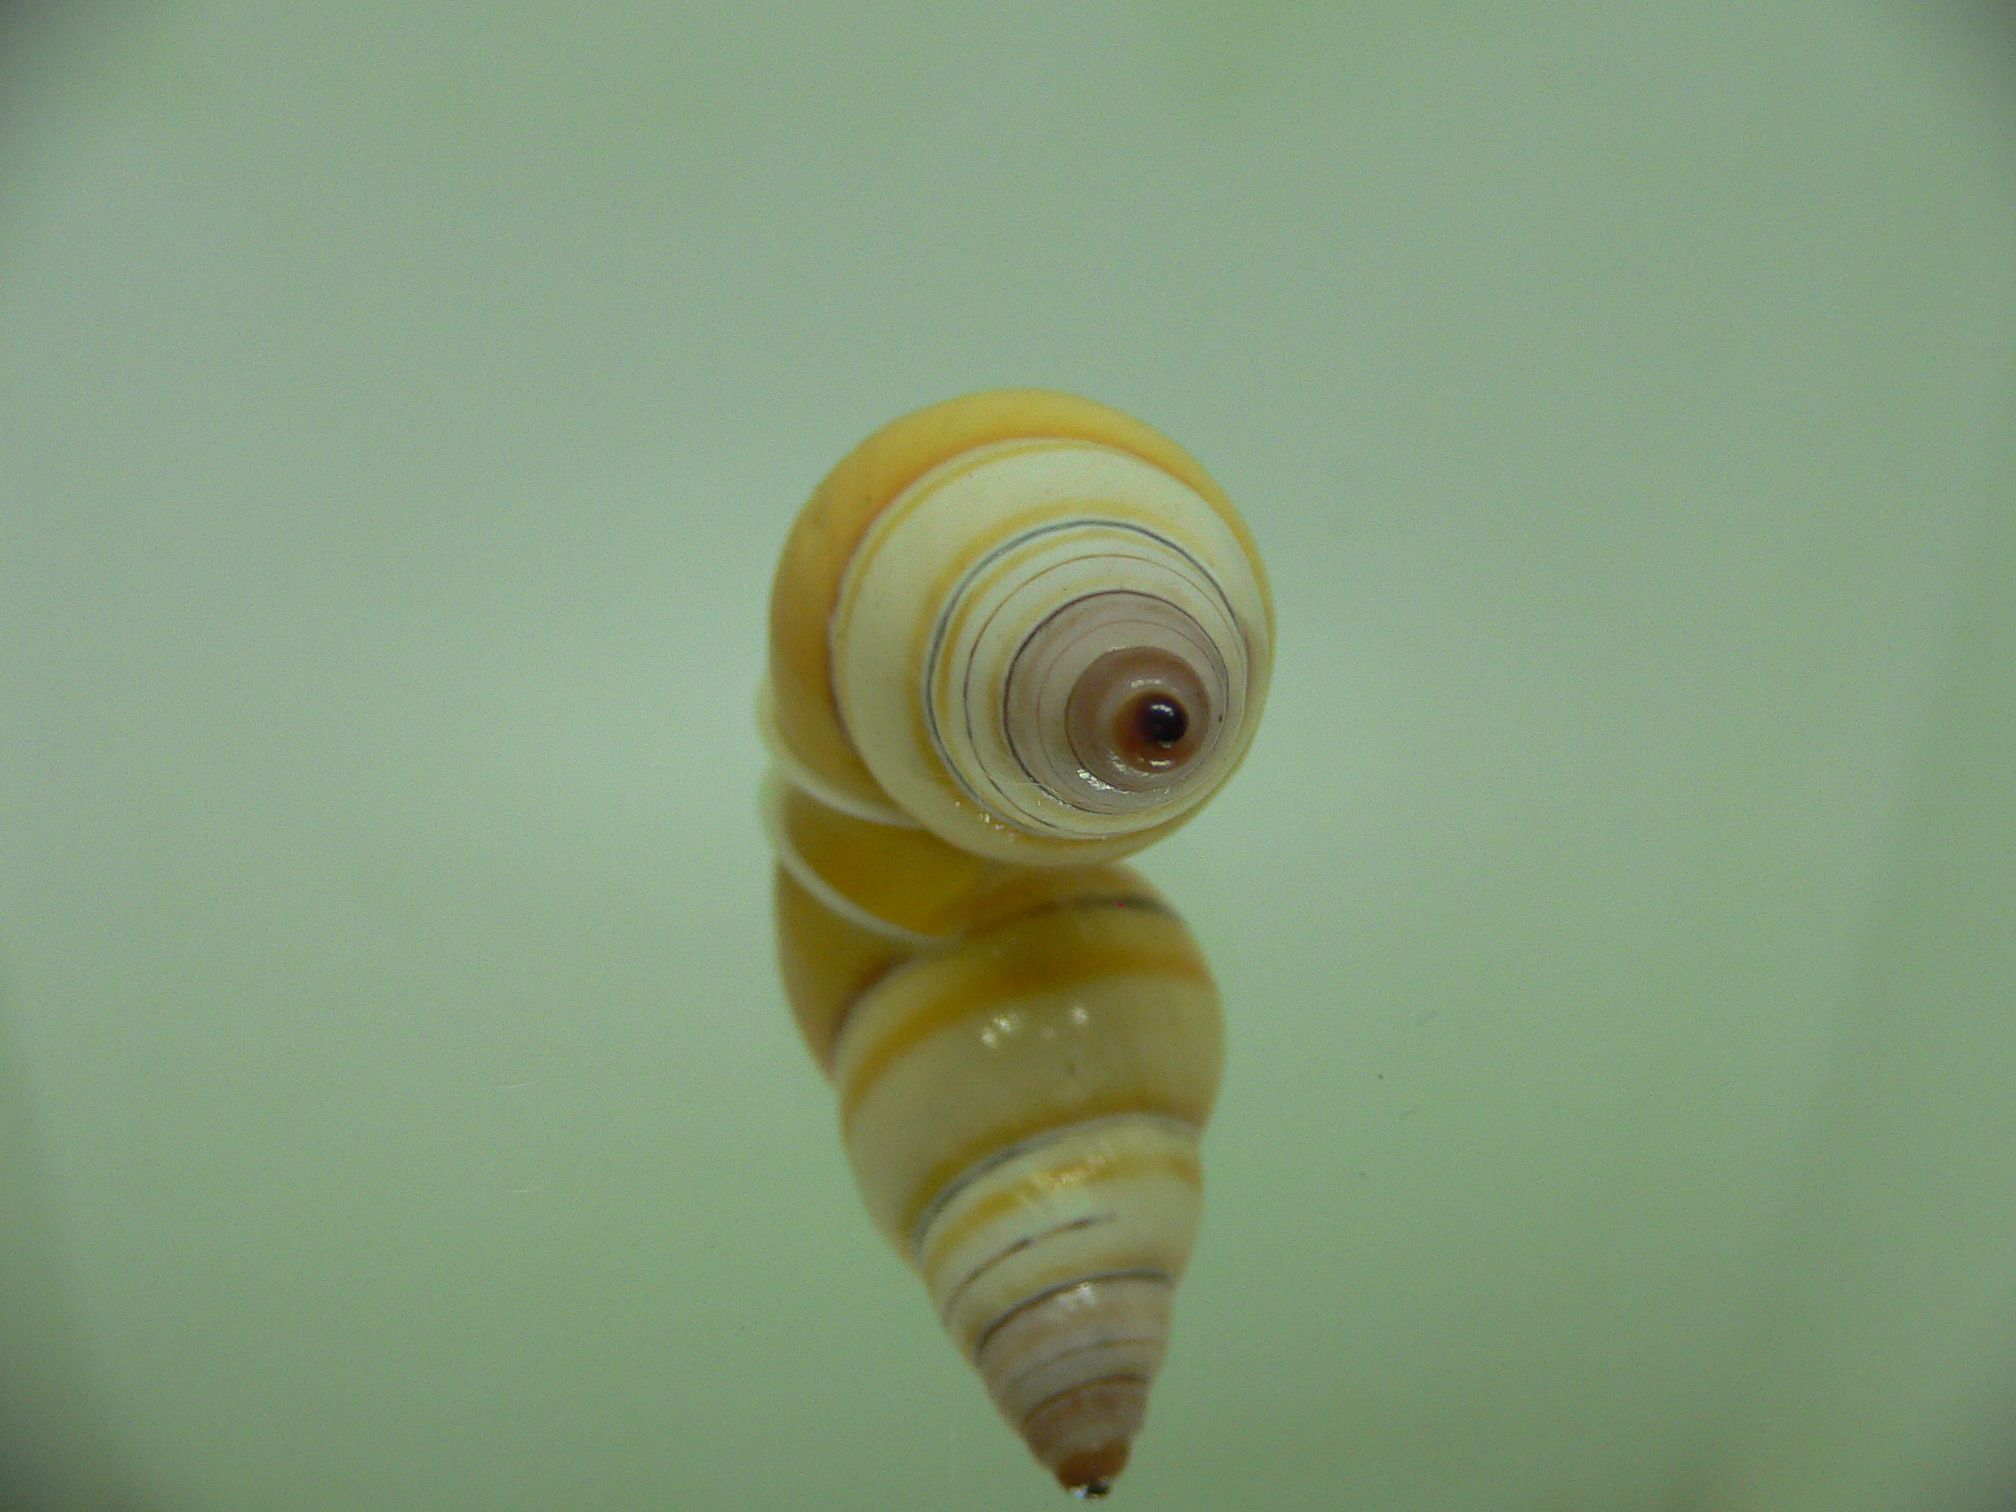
[759,391,1271,1495]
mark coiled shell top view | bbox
[761,388,1273,865]
[759,390,1271,1496]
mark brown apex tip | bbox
[1022,1375,1148,1496]
[1056,1439,1129,1497]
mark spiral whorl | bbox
[763,390,1271,866]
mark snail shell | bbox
[761,389,1272,865]
[764,779,1222,1495]
[759,391,1265,1495]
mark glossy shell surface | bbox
[760,390,1262,1495]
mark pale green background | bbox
[2,4,2015,1509]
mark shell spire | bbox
[759,391,1270,1492]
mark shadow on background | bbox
[1682,377,2016,1512]
[0,977,151,1512]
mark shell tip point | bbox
[1056,1441,1129,1498]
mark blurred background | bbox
[2,3,2014,1508]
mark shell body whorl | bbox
[760,391,1262,1495]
